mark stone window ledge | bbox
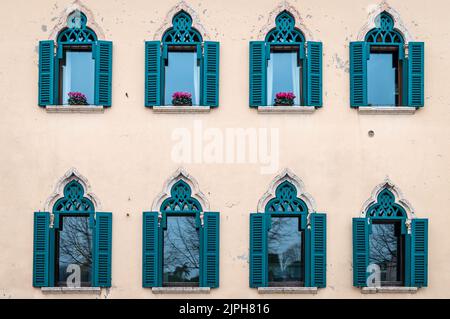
[357,106,416,115]
[151,287,211,294]
[258,287,318,294]
[41,287,102,295]
[361,287,418,294]
[257,106,316,114]
[45,105,105,113]
[152,106,211,113]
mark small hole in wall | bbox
[126,213,130,217]
[368,130,375,137]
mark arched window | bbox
[250,170,326,289]
[33,171,112,288]
[352,180,428,289]
[143,169,219,289]
[249,11,322,108]
[145,11,220,109]
[350,11,424,108]
[38,10,113,107]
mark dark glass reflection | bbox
[268,217,303,286]
[369,222,404,286]
[367,52,397,106]
[56,216,93,287]
[61,50,95,104]
[163,216,200,286]
[164,49,200,105]
[267,50,301,105]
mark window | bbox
[353,183,428,288]
[38,11,113,107]
[249,11,322,108]
[350,11,424,108]
[143,176,220,289]
[33,178,112,288]
[250,174,326,289]
[145,11,219,108]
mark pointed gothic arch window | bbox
[249,171,326,289]
[38,10,113,108]
[350,11,424,108]
[145,10,220,109]
[352,182,428,289]
[249,11,322,109]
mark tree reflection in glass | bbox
[369,222,403,286]
[163,216,200,286]
[268,217,303,286]
[56,216,93,287]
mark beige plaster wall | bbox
[0,0,449,298]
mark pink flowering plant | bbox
[68,92,88,105]
[274,92,296,106]
[172,92,192,106]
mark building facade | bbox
[0,0,449,298]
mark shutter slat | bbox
[306,42,323,107]
[350,42,367,107]
[408,42,424,107]
[33,212,50,287]
[95,41,113,107]
[202,212,220,288]
[143,212,160,287]
[249,41,266,107]
[203,41,220,107]
[411,218,428,287]
[310,213,326,287]
[38,41,55,106]
[353,218,369,287]
[145,41,162,107]
[250,213,267,287]
[94,212,112,287]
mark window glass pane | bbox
[56,216,93,287]
[367,53,396,106]
[62,50,95,105]
[163,216,200,286]
[268,217,303,286]
[369,222,403,285]
[164,51,200,106]
[267,51,301,105]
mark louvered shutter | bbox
[249,41,266,107]
[33,212,50,287]
[306,42,323,107]
[143,212,160,287]
[145,41,162,107]
[411,218,428,287]
[352,218,369,287]
[310,213,326,287]
[94,41,113,107]
[93,212,112,287]
[350,42,368,107]
[201,212,220,288]
[38,41,55,106]
[407,42,425,107]
[249,213,267,287]
[202,42,220,107]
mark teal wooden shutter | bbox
[249,41,266,107]
[94,41,113,107]
[411,218,428,287]
[38,41,55,106]
[202,41,220,107]
[93,212,112,287]
[249,213,267,287]
[352,218,369,287]
[33,212,50,287]
[143,212,160,287]
[350,42,368,107]
[310,213,326,287]
[306,42,323,107]
[145,41,162,107]
[201,212,220,288]
[407,42,425,107]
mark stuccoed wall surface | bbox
[0,0,449,298]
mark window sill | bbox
[257,287,318,294]
[151,287,211,294]
[152,106,211,113]
[41,287,102,295]
[357,106,416,115]
[361,287,418,294]
[257,106,316,114]
[45,105,105,113]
